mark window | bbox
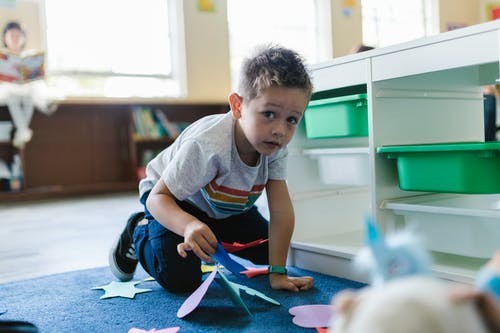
[43,0,183,98]
[361,0,438,48]
[227,0,332,90]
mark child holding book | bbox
[0,21,56,148]
[110,45,314,293]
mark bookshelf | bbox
[0,102,228,202]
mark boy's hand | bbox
[269,273,314,292]
[177,220,217,262]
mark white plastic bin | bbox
[0,121,12,141]
[304,147,370,186]
[385,194,500,258]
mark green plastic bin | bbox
[304,93,368,139]
[377,142,500,194]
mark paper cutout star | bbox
[92,281,152,299]
[128,327,180,333]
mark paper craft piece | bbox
[177,265,279,318]
[475,265,500,301]
[177,269,217,318]
[0,309,7,316]
[201,264,217,273]
[289,304,332,328]
[212,243,246,276]
[128,327,180,333]
[228,279,280,306]
[240,266,268,278]
[92,281,152,299]
[316,328,328,333]
[216,269,252,316]
[221,238,268,253]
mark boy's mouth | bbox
[264,141,281,149]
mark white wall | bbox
[182,0,231,102]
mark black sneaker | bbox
[109,211,144,281]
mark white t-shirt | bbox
[139,111,287,219]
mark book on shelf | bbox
[131,107,164,140]
[0,50,45,83]
[131,106,192,141]
[153,109,179,139]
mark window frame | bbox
[39,0,187,98]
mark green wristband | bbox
[268,265,287,275]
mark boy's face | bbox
[232,86,309,157]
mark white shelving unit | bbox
[287,20,500,284]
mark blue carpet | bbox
[0,265,364,333]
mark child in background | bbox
[0,21,56,148]
[110,45,314,293]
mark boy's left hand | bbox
[269,273,314,292]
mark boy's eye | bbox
[263,111,275,119]
[287,117,299,125]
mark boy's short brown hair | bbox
[237,44,313,100]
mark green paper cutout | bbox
[216,268,252,316]
[92,280,152,299]
[230,281,280,305]
[215,266,280,316]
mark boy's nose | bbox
[272,123,286,137]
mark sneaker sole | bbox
[108,237,134,282]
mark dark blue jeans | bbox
[133,192,269,292]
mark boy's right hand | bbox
[177,220,217,262]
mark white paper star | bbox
[92,280,152,299]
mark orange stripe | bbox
[210,180,265,196]
[204,184,248,204]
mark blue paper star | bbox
[92,280,152,299]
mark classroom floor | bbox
[0,192,142,284]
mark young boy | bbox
[110,45,314,293]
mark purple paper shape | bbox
[289,304,332,328]
[212,243,246,276]
[177,269,217,318]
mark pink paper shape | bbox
[177,269,217,318]
[240,266,268,278]
[289,304,332,328]
[128,328,180,333]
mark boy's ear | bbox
[228,93,243,119]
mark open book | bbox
[0,50,45,83]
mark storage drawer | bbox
[386,194,500,258]
[304,148,369,186]
[304,94,368,139]
[377,142,500,194]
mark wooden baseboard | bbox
[0,181,138,203]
